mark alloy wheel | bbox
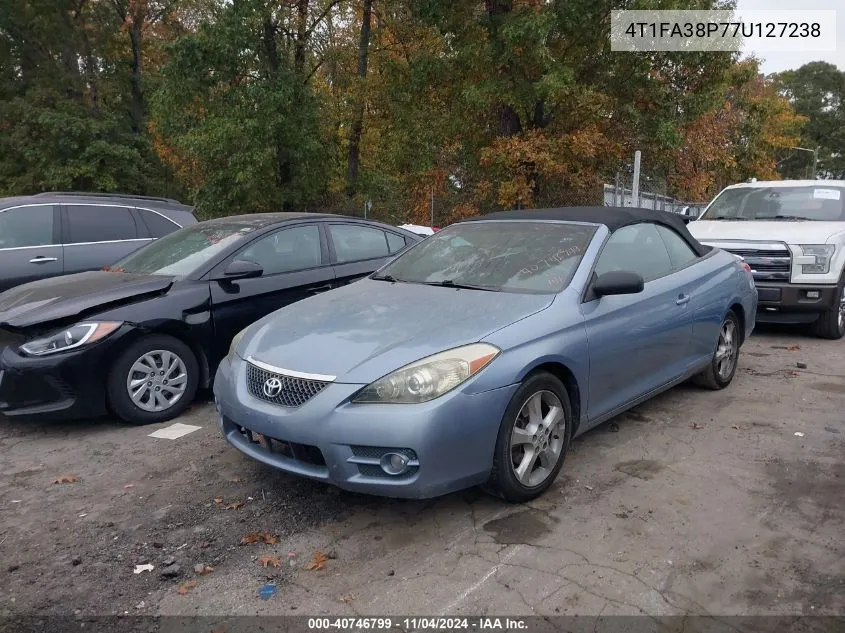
[509,390,566,488]
[715,320,738,381]
[126,349,188,412]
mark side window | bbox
[137,209,181,238]
[66,205,138,243]
[238,225,322,275]
[386,232,407,254]
[656,225,698,269]
[0,205,55,249]
[594,223,673,282]
[329,224,390,263]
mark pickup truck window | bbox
[701,186,845,222]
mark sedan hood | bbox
[241,279,554,384]
[690,220,845,244]
[0,271,173,328]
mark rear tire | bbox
[107,334,199,425]
[694,310,740,390]
[812,280,845,340]
[484,372,572,503]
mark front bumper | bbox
[0,329,128,420]
[213,354,518,499]
[755,282,838,324]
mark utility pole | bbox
[631,150,642,207]
[430,188,434,227]
[790,146,820,179]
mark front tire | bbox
[813,281,845,340]
[485,372,572,503]
[694,310,740,390]
[107,334,199,425]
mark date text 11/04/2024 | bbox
[307,618,528,630]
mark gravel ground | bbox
[0,327,843,625]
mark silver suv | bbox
[0,192,196,292]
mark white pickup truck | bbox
[689,180,845,339]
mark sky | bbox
[736,0,844,74]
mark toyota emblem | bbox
[262,377,283,398]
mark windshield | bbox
[701,186,845,222]
[376,221,596,293]
[113,222,259,276]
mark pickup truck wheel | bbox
[813,283,845,340]
[694,310,740,390]
[107,334,199,425]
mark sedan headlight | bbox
[798,244,835,274]
[352,343,500,404]
[20,322,122,356]
[228,326,249,359]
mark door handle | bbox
[309,284,333,295]
[29,256,58,264]
[675,294,690,306]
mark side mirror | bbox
[221,259,263,280]
[592,271,644,297]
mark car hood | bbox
[0,271,174,328]
[240,278,555,384]
[690,220,845,244]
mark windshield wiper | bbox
[424,279,501,292]
[371,273,406,283]
[763,215,807,221]
[705,216,747,221]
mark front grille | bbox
[722,247,791,282]
[234,422,327,467]
[246,362,329,408]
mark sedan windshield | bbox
[113,222,259,277]
[376,221,597,293]
[701,186,845,221]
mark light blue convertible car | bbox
[214,207,757,502]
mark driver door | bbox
[582,223,694,426]
[208,223,335,361]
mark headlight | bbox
[20,322,122,356]
[798,244,835,274]
[228,326,249,359]
[352,343,500,404]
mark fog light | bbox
[380,452,409,475]
[806,290,820,299]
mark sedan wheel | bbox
[107,334,199,425]
[486,372,572,503]
[126,350,189,412]
[510,390,566,487]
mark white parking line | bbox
[148,423,202,440]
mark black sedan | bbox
[0,213,421,424]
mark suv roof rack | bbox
[34,191,183,205]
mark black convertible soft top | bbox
[461,206,711,257]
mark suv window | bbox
[594,223,673,282]
[656,225,698,268]
[0,205,55,249]
[239,225,322,275]
[330,224,390,262]
[137,208,181,238]
[66,205,138,243]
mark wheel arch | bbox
[114,322,211,389]
[728,301,746,345]
[517,360,583,436]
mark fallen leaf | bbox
[124,484,135,489]
[228,478,243,483]
[731,425,740,430]
[791,371,800,376]
[257,555,281,568]
[53,475,78,484]
[177,580,198,595]
[211,628,227,633]
[690,423,702,430]
[240,532,278,546]
[787,344,800,351]
[305,551,329,571]
[224,502,243,511]
[194,564,214,575]
[338,593,356,603]
[213,497,223,504]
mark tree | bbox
[776,62,845,179]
